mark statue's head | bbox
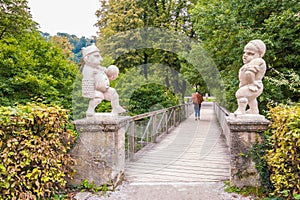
[243,39,266,64]
[82,44,103,66]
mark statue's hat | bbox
[82,43,100,57]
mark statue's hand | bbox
[248,84,258,92]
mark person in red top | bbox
[192,91,203,120]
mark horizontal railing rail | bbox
[125,103,194,161]
[214,102,231,146]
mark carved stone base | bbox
[69,114,130,187]
[226,114,270,188]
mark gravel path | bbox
[74,181,255,200]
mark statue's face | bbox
[86,51,103,66]
[242,43,260,64]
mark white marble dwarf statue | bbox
[234,39,267,115]
[81,44,125,116]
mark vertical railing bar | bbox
[152,114,157,143]
[141,115,153,141]
[165,110,169,134]
[156,112,165,134]
[168,109,173,123]
[173,107,176,127]
[125,121,131,159]
[129,121,135,161]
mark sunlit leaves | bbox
[265,104,300,198]
[0,103,77,199]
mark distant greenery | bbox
[95,0,196,101]
[55,33,96,63]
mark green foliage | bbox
[265,104,300,199]
[0,1,79,109]
[191,0,300,110]
[128,83,179,115]
[0,0,37,39]
[56,33,95,63]
[250,135,274,193]
[224,180,264,198]
[0,103,77,199]
[96,0,195,100]
[78,180,108,194]
[0,32,78,109]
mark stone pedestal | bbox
[69,114,130,187]
[226,114,270,188]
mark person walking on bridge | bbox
[192,91,203,120]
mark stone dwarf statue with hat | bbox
[81,44,126,116]
[234,39,267,115]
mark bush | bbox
[128,83,179,116]
[265,104,300,199]
[0,103,77,199]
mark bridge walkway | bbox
[125,102,230,184]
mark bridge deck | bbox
[125,102,230,184]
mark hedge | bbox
[265,104,300,199]
[0,103,77,199]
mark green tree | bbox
[129,83,179,115]
[50,35,74,59]
[56,32,95,63]
[0,1,78,109]
[0,33,78,108]
[191,0,300,111]
[95,0,197,106]
[0,0,37,39]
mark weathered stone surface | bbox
[69,115,130,187]
[226,115,270,188]
[227,114,269,132]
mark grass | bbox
[224,181,265,199]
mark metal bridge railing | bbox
[125,103,194,161]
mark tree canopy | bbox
[1,0,298,114]
[95,0,197,105]
[191,0,300,111]
[0,0,78,109]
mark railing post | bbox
[129,121,135,161]
[178,106,181,123]
[173,107,176,127]
[180,105,183,122]
[165,110,169,134]
[152,114,157,143]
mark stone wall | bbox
[214,103,270,187]
[226,115,269,187]
[69,114,130,187]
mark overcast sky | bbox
[27,0,99,38]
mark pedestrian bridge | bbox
[124,102,230,183]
